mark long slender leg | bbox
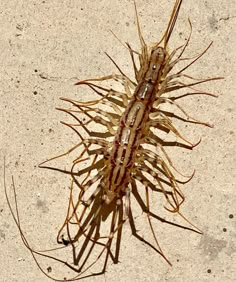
[131,179,201,234]
[69,197,126,280]
[136,164,183,213]
[141,147,194,182]
[146,130,197,151]
[145,186,172,265]
[133,166,202,233]
[126,42,139,81]
[150,116,195,146]
[129,180,172,265]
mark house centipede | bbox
[4,0,223,281]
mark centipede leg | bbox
[146,131,197,153]
[141,150,194,187]
[126,42,139,81]
[64,84,130,109]
[144,186,172,265]
[71,198,125,279]
[129,180,173,264]
[58,106,113,133]
[150,116,195,146]
[38,141,84,168]
[140,141,194,180]
[159,96,213,127]
[137,164,183,213]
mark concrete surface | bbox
[1,0,235,281]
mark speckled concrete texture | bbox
[1,0,235,281]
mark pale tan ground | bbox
[1,0,235,281]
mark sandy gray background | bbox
[1,0,235,281]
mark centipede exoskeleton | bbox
[5,0,223,281]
